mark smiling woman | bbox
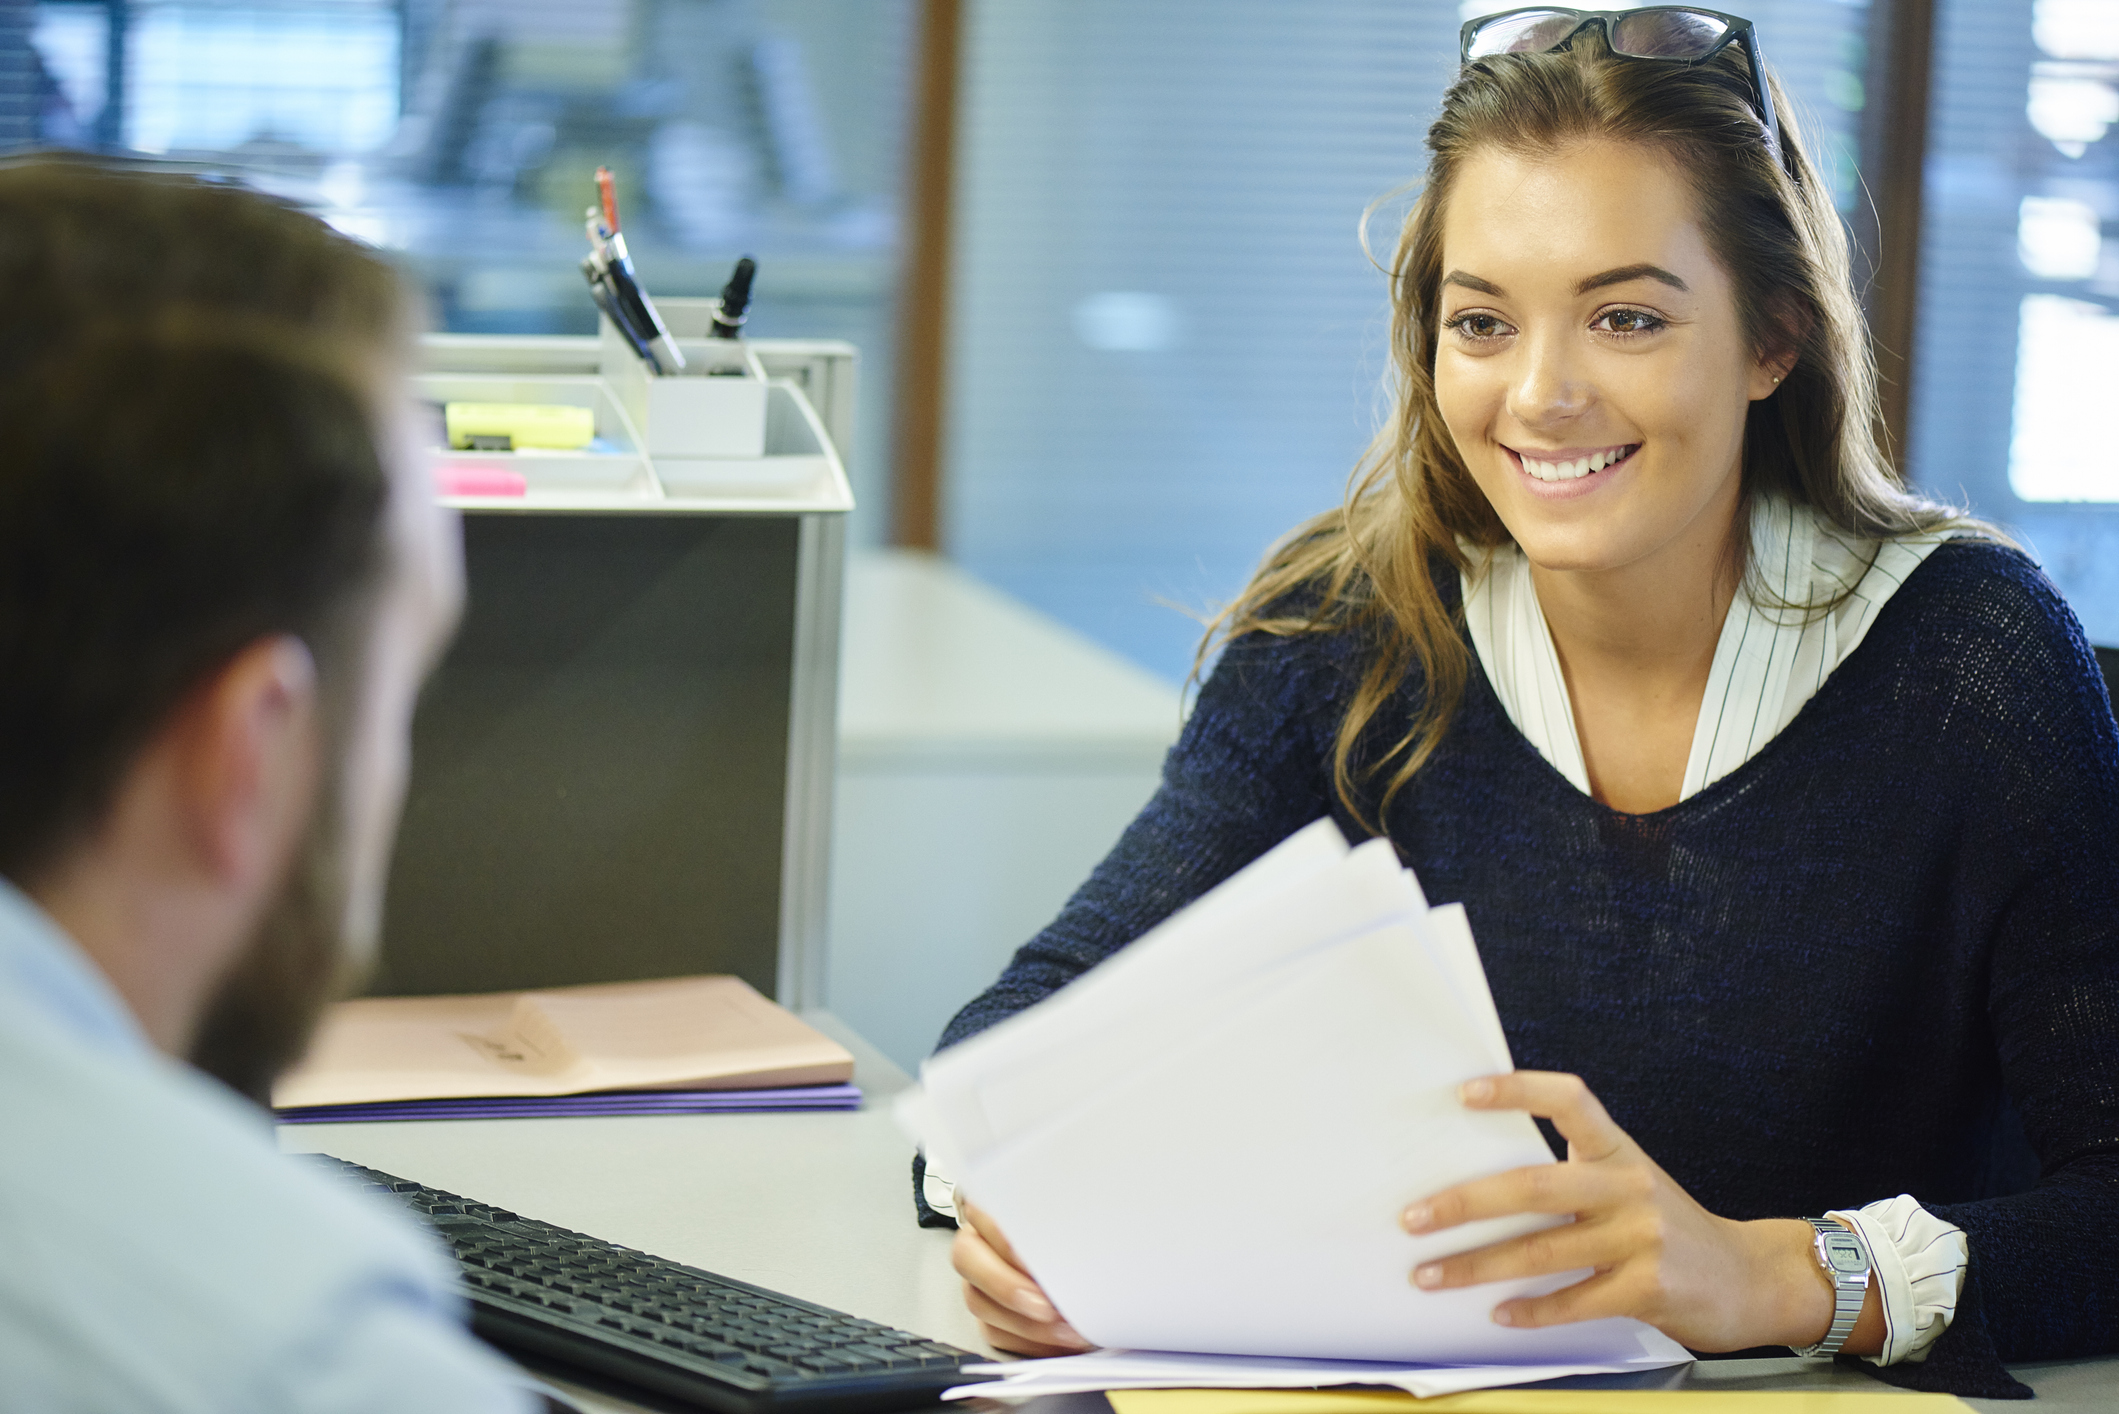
[924,12,2119,1400]
[1435,139,1788,811]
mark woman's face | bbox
[1432,138,1782,577]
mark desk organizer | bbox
[420,301,853,515]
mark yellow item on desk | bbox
[1107,1390,1974,1414]
[444,400,595,451]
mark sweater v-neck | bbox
[1458,500,1952,809]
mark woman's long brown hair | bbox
[1198,29,1979,832]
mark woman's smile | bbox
[1505,441,1642,497]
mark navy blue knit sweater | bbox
[924,542,2119,1396]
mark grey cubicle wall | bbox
[373,331,853,1005]
[377,513,798,999]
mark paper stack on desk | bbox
[275,975,858,1122]
[897,820,1688,1395]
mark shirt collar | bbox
[0,875,152,1057]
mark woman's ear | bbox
[1749,291,1812,400]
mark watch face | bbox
[1824,1236,1868,1273]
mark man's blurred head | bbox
[0,157,462,1102]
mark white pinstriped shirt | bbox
[1461,496,1971,1364]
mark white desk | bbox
[280,1014,2117,1413]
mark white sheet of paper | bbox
[1164,817,1358,927]
[903,820,1689,1374]
[1423,903,1514,1073]
[921,835,1414,1164]
[893,821,1362,1177]
[959,849,1432,1156]
[945,1343,1688,1400]
[963,924,1668,1365]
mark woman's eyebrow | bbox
[1442,270,1505,295]
[1575,263,1689,294]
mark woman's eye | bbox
[1594,307,1666,336]
[1444,313,1511,340]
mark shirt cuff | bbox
[923,1169,960,1223]
[1828,1195,1969,1365]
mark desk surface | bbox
[839,550,1180,768]
[279,1014,2115,1413]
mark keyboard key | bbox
[838,1343,911,1367]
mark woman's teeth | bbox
[1519,446,1632,482]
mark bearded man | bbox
[0,157,538,1411]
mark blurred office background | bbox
[13,0,2109,670]
[5,0,2113,1062]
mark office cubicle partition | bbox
[374,325,852,1008]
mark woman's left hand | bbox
[1401,1070,1864,1353]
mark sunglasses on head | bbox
[1458,7,1781,163]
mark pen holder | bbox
[600,308,770,460]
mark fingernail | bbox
[1461,1078,1494,1103]
[1055,1323,1090,1347]
[1413,1264,1442,1289]
[1402,1203,1432,1232]
[1017,1289,1056,1321]
[1492,1306,1515,1326]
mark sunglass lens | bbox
[1610,8,1731,59]
[1466,10,1583,58]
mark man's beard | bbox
[187,804,369,1108]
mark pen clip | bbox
[581,256,654,365]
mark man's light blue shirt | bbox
[0,878,535,1413]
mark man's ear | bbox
[169,635,320,889]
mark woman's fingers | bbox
[959,1198,1029,1272]
[1459,1071,1629,1161]
[1411,1204,1660,1290]
[1490,1265,1651,1329]
[950,1201,1090,1354]
[1406,1153,1653,1234]
[961,1279,1092,1354]
[950,1223,1060,1324]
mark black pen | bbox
[712,257,756,339]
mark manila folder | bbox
[274,974,854,1108]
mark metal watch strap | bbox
[1794,1217,1871,1358]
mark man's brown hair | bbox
[0,156,408,882]
[0,159,416,1101]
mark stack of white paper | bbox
[897,820,1690,1393]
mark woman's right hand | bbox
[950,1197,1094,1356]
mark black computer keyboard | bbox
[314,1156,993,1414]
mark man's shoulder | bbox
[0,994,521,1411]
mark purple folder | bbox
[274,1083,863,1124]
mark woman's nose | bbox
[1509,332,1595,428]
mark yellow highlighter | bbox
[444,402,596,452]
